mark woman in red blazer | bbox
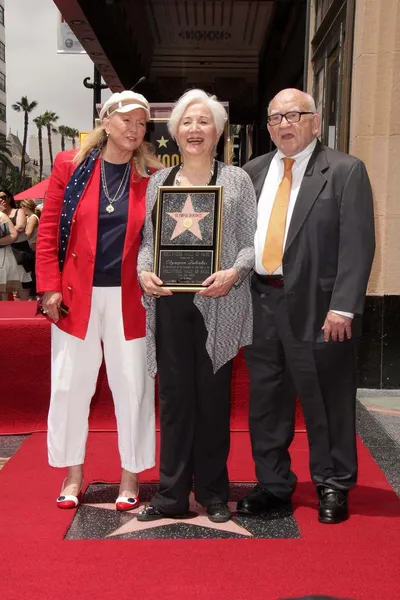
[36,91,161,510]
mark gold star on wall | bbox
[157,136,169,148]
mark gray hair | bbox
[168,89,227,139]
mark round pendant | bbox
[106,204,115,214]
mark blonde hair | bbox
[73,124,162,177]
[20,198,41,218]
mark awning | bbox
[14,178,49,201]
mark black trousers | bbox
[244,276,358,500]
[152,293,233,514]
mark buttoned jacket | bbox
[243,141,376,341]
[36,149,149,340]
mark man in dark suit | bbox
[237,88,375,524]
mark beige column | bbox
[349,0,400,295]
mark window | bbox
[0,6,4,26]
[311,0,355,151]
[0,71,5,93]
[0,41,4,62]
[0,101,5,122]
[315,0,334,28]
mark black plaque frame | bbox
[154,185,224,292]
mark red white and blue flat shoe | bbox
[115,490,140,511]
[56,478,84,509]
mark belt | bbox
[255,273,284,288]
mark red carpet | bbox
[0,302,305,433]
[0,432,399,599]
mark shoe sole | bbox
[207,515,232,523]
[318,515,349,524]
[236,508,265,516]
[137,511,197,522]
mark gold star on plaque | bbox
[157,136,169,148]
[167,194,210,241]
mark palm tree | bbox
[0,168,29,195]
[11,96,38,175]
[42,110,59,170]
[69,128,80,149]
[58,125,69,152]
[33,114,47,181]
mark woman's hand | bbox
[138,271,172,298]
[42,291,63,322]
[198,268,239,298]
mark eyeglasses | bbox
[0,194,7,200]
[267,111,314,126]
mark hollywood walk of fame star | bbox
[167,195,210,241]
[85,493,252,538]
[156,135,169,148]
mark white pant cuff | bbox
[121,459,156,473]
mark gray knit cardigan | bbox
[137,161,257,377]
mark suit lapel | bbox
[253,152,276,202]
[284,142,329,253]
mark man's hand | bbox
[198,268,239,298]
[322,311,352,342]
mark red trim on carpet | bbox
[0,432,399,599]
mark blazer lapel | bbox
[284,142,329,253]
[123,174,147,261]
[253,152,276,202]
[78,159,100,258]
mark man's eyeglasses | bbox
[267,111,314,126]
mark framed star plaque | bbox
[154,186,224,291]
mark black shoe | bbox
[317,487,349,524]
[206,503,232,523]
[136,505,194,522]
[236,484,290,515]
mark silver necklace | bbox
[175,159,215,186]
[100,158,131,214]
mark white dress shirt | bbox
[254,139,353,319]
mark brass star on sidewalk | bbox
[86,493,252,538]
[156,136,169,148]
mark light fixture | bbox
[83,37,94,42]
[71,19,84,25]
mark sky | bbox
[5,0,111,138]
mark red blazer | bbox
[36,149,150,341]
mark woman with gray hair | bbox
[137,89,257,523]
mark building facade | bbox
[304,0,400,388]
[7,132,39,184]
[0,0,6,138]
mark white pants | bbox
[47,287,155,473]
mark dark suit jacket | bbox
[243,141,375,342]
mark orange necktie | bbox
[262,157,295,274]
